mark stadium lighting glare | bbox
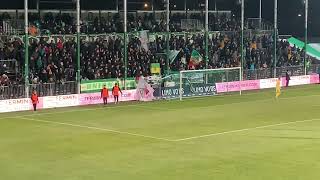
[144,3,148,8]
[298,14,302,17]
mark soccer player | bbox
[31,90,39,111]
[101,85,109,105]
[276,77,281,99]
[112,83,122,104]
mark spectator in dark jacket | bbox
[286,70,290,87]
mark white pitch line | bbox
[13,116,320,143]
[173,118,320,142]
[0,103,151,120]
[19,117,173,142]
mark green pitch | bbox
[1,85,320,180]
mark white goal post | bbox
[179,67,242,101]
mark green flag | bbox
[287,37,320,60]
[190,50,203,65]
[168,50,180,63]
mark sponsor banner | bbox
[309,74,319,84]
[283,75,310,87]
[216,80,260,93]
[154,87,181,99]
[260,78,278,89]
[79,90,137,105]
[0,98,43,113]
[80,78,136,93]
[186,84,217,96]
[154,84,217,99]
[43,94,79,109]
[260,75,319,89]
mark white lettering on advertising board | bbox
[260,78,278,89]
[0,98,32,113]
[43,95,79,109]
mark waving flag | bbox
[168,50,180,63]
[190,50,203,65]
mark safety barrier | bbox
[0,74,319,113]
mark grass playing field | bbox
[1,85,320,180]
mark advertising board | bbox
[154,84,217,99]
[79,90,137,105]
[0,98,43,113]
[43,94,79,109]
[216,80,260,93]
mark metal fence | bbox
[243,64,320,80]
[0,59,19,76]
[0,81,77,100]
[1,20,24,35]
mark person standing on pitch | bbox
[286,70,290,87]
[31,90,39,111]
[112,83,122,104]
[101,85,109,105]
[276,77,281,99]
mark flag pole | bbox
[273,0,278,78]
[166,0,170,75]
[205,0,209,69]
[304,0,308,75]
[240,0,244,96]
[124,0,128,89]
[259,0,262,29]
[24,0,29,98]
[76,0,81,94]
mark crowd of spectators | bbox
[26,12,241,34]
[28,38,77,84]
[0,36,77,86]
[0,11,315,87]
[169,32,308,72]
[0,13,11,35]
[80,36,124,80]
[0,33,312,85]
[0,36,23,86]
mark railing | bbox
[247,18,273,31]
[0,81,77,100]
[1,20,24,35]
[0,59,19,76]
[243,64,320,80]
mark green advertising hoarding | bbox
[81,78,136,93]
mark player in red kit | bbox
[101,85,109,105]
[31,90,39,111]
[112,83,122,104]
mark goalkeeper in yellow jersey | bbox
[276,77,281,98]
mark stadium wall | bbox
[1,75,319,113]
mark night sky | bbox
[1,0,318,37]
